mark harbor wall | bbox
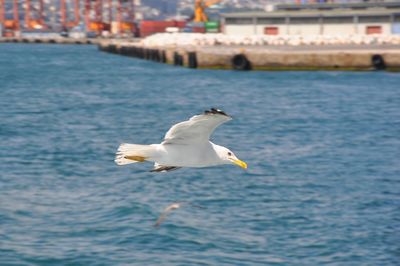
[98,40,400,71]
[0,37,101,45]
[2,36,399,71]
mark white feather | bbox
[114,143,156,165]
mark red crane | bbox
[24,0,47,29]
[0,0,4,25]
[107,0,113,27]
[1,0,136,37]
[2,0,20,36]
[85,0,107,34]
[116,0,135,35]
[61,0,80,29]
[194,0,221,22]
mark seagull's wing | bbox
[154,213,167,228]
[162,108,232,145]
[154,203,181,228]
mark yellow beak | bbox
[232,159,247,169]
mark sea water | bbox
[0,44,399,265]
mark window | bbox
[323,16,354,24]
[264,27,279,35]
[225,17,253,25]
[366,26,382,34]
[290,17,320,24]
[257,17,285,25]
[359,16,390,23]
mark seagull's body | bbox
[152,142,223,168]
[115,108,247,172]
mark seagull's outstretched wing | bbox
[153,202,205,228]
[154,203,181,228]
[162,108,232,145]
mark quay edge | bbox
[0,37,101,45]
[98,40,400,72]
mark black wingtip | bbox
[204,108,229,117]
[150,166,181,172]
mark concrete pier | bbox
[98,40,400,71]
[2,36,399,71]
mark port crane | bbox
[25,0,47,29]
[116,0,135,35]
[1,0,20,36]
[61,0,80,29]
[194,0,221,23]
[84,0,135,35]
[0,0,135,37]
[84,0,106,33]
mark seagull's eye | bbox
[227,152,232,156]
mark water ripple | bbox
[0,44,399,265]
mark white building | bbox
[222,2,400,36]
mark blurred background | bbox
[1,0,399,38]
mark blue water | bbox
[0,44,399,265]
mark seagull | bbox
[153,202,205,228]
[154,202,181,228]
[115,108,247,172]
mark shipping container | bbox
[206,28,219,33]
[139,20,189,37]
[4,20,16,29]
[20,31,62,38]
[182,27,193,33]
[141,20,175,27]
[89,22,104,31]
[392,23,400,34]
[3,31,14,37]
[111,21,135,34]
[192,26,206,33]
[111,21,119,34]
[186,22,205,28]
[174,21,187,28]
[166,27,179,33]
[140,20,175,37]
[205,21,219,30]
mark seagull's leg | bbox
[124,155,146,162]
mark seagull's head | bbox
[215,145,247,169]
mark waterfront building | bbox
[222,1,400,35]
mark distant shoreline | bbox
[2,36,400,71]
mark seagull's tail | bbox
[115,143,156,165]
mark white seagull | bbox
[154,203,181,227]
[115,108,247,172]
[153,202,205,228]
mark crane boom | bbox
[194,0,222,23]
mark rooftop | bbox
[276,0,400,11]
[222,8,400,18]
